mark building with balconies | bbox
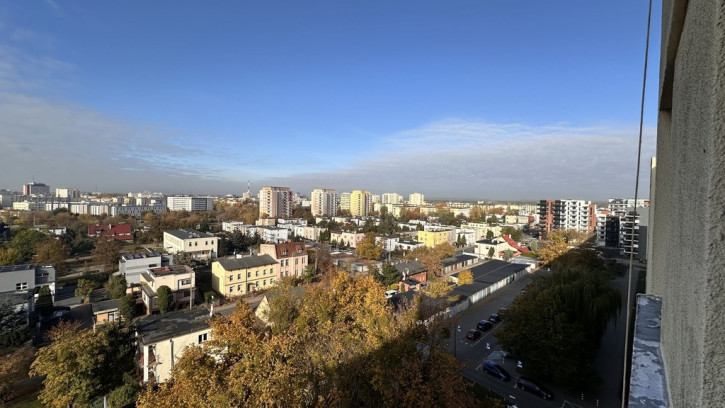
[538,199,596,235]
[139,265,196,315]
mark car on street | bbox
[516,376,554,400]
[482,360,511,381]
[384,290,398,299]
[488,313,501,323]
[477,320,493,331]
[465,329,482,341]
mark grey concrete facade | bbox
[641,0,725,406]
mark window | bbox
[205,241,208,245]
[285,259,289,266]
[295,258,299,265]
[237,273,241,280]
[198,333,208,343]
[255,282,259,287]
[188,242,192,247]
[229,286,234,293]
[263,269,267,275]
[195,242,198,246]
[238,285,242,291]
[298,248,302,254]
[280,261,284,267]
[270,278,274,284]
[16,282,28,290]
[229,276,233,282]
[256,271,259,277]
[247,272,251,278]
[263,280,267,286]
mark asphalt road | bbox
[447,269,614,408]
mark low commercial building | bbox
[212,255,278,297]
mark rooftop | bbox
[91,299,120,314]
[136,308,212,345]
[121,252,165,261]
[165,229,215,240]
[467,260,528,284]
[149,265,193,276]
[0,264,35,274]
[216,254,277,271]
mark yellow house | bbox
[417,229,455,248]
[212,255,278,298]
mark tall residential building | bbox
[55,188,80,200]
[349,190,371,217]
[408,193,425,206]
[23,182,50,196]
[311,188,337,217]
[382,193,403,205]
[608,198,649,214]
[259,186,292,218]
[538,199,596,235]
[339,192,351,212]
[166,196,214,212]
[619,207,648,261]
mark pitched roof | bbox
[88,224,133,241]
[393,260,427,276]
[91,299,120,314]
[501,235,530,253]
[271,242,307,259]
[216,254,277,271]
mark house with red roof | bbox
[88,224,134,242]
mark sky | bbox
[0,1,661,201]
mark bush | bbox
[156,286,173,314]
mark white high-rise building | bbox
[259,186,292,218]
[382,193,403,205]
[311,188,338,217]
[339,192,351,212]
[166,196,214,212]
[408,193,425,206]
[55,188,80,200]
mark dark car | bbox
[516,376,554,400]
[488,313,501,323]
[465,329,482,341]
[482,360,511,381]
[477,320,493,331]
[497,307,508,317]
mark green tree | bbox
[107,275,127,299]
[92,236,120,269]
[156,285,173,314]
[0,301,29,347]
[355,232,383,260]
[35,237,69,271]
[10,229,46,261]
[486,230,494,240]
[379,262,402,286]
[36,285,54,316]
[529,239,539,252]
[424,278,451,298]
[119,294,136,322]
[75,278,100,302]
[487,215,499,224]
[503,249,514,262]
[487,247,495,258]
[501,226,524,242]
[0,247,23,266]
[106,374,141,408]
[301,264,316,284]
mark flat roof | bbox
[136,308,212,345]
[91,299,120,314]
[468,260,528,284]
[216,255,277,270]
[164,229,215,240]
[0,264,34,273]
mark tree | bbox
[106,374,140,408]
[30,321,136,408]
[35,237,69,271]
[501,226,524,242]
[529,239,539,252]
[301,264,316,284]
[457,270,473,285]
[92,236,120,269]
[156,285,173,314]
[405,247,444,277]
[538,240,569,265]
[487,247,495,258]
[9,229,46,261]
[0,247,23,266]
[36,285,54,316]
[486,215,499,224]
[432,242,456,259]
[486,230,494,240]
[355,232,383,260]
[107,275,127,299]
[0,301,29,347]
[424,278,451,298]
[377,262,402,286]
[75,278,100,302]
[0,346,35,403]
[503,249,514,262]
[119,294,136,322]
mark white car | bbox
[384,290,398,299]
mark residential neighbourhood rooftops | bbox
[269,242,306,259]
[216,255,277,270]
[136,308,212,345]
[164,229,215,239]
[91,299,120,314]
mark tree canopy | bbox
[137,272,476,407]
[156,285,173,314]
[355,232,383,260]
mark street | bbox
[447,268,629,408]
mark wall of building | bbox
[646,0,725,405]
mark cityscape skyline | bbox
[0,1,661,200]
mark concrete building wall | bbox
[645,0,725,406]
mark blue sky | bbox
[0,1,661,201]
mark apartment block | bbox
[166,196,214,212]
[259,186,292,218]
[212,255,278,297]
[408,193,425,206]
[350,190,371,217]
[163,229,219,260]
[311,188,338,217]
[417,227,456,248]
[538,199,596,235]
[22,182,50,196]
[259,242,308,279]
[339,192,351,211]
[382,193,403,205]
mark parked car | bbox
[384,290,398,299]
[516,376,554,400]
[477,320,493,331]
[497,307,508,317]
[465,329,482,341]
[482,360,511,381]
[489,313,501,323]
